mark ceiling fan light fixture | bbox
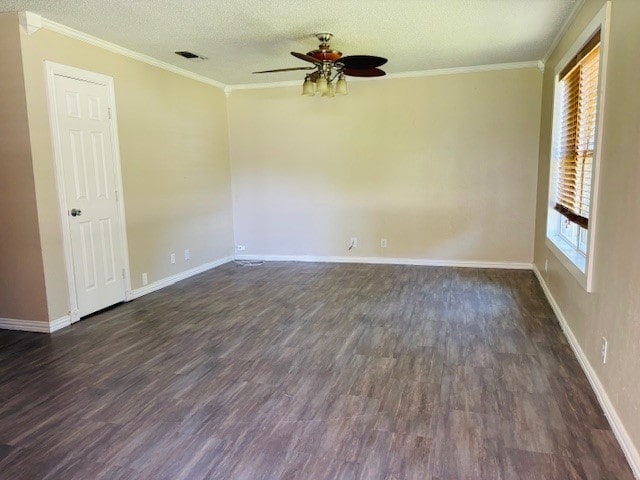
[322,82,335,97]
[316,76,329,94]
[335,74,348,95]
[302,76,315,96]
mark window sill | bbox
[545,234,591,292]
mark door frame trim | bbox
[45,61,132,323]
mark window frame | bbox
[545,2,611,292]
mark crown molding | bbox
[18,11,42,35]
[225,61,541,91]
[31,13,226,90]
[541,0,586,66]
[382,61,540,79]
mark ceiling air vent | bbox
[174,51,208,62]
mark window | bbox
[546,5,609,292]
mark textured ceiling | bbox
[1,0,581,86]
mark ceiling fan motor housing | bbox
[307,32,342,62]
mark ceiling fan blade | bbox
[339,55,388,69]
[253,66,316,74]
[291,51,323,65]
[344,67,386,77]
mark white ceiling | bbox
[1,0,581,86]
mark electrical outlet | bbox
[184,249,190,260]
[544,259,548,273]
[236,245,246,251]
[142,273,148,286]
[170,253,176,264]
[601,337,608,364]
[381,238,387,248]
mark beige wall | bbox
[18,26,234,321]
[228,69,542,263]
[534,0,640,458]
[0,13,48,322]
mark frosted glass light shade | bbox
[321,83,335,97]
[316,76,328,94]
[302,77,315,96]
[335,76,347,95]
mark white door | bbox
[52,73,126,318]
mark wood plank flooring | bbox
[0,262,634,479]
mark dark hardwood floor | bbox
[0,262,634,479]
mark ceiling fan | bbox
[253,33,388,96]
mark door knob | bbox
[70,208,82,217]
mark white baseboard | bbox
[533,265,640,479]
[0,315,71,333]
[50,315,72,332]
[126,256,233,301]
[234,254,533,270]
